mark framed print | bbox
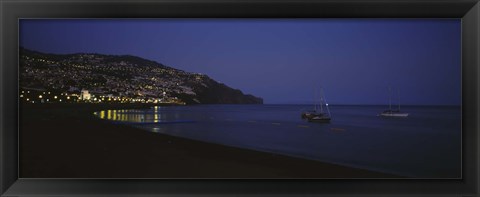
[1,0,479,196]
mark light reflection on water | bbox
[93,105,461,178]
[95,106,189,123]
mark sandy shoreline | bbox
[19,103,399,178]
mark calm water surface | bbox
[95,105,461,178]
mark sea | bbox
[94,104,461,178]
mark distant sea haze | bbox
[264,101,461,107]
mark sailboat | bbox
[379,87,409,117]
[301,87,331,123]
[301,89,320,119]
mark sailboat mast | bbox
[319,88,324,113]
[322,88,331,116]
[388,86,392,111]
[397,88,401,111]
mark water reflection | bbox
[94,106,184,123]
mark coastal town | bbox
[19,49,215,105]
[20,48,262,105]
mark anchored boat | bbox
[302,87,331,123]
[379,86,409,117]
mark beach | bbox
[19,103,397,178]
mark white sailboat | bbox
[379,87,409,117]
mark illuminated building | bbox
[80,89,91,100]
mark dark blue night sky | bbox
[19,19,461,105]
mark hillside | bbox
[19,48,263,104]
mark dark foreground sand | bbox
[20,103,398,178]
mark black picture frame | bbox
[1,0,479,196]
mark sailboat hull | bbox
[302,112,324,119]
[308,117,331,123]
[379,112,409,117]
[307,114,331,123]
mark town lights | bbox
[54,96,58,99]
[38,95,43,99]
